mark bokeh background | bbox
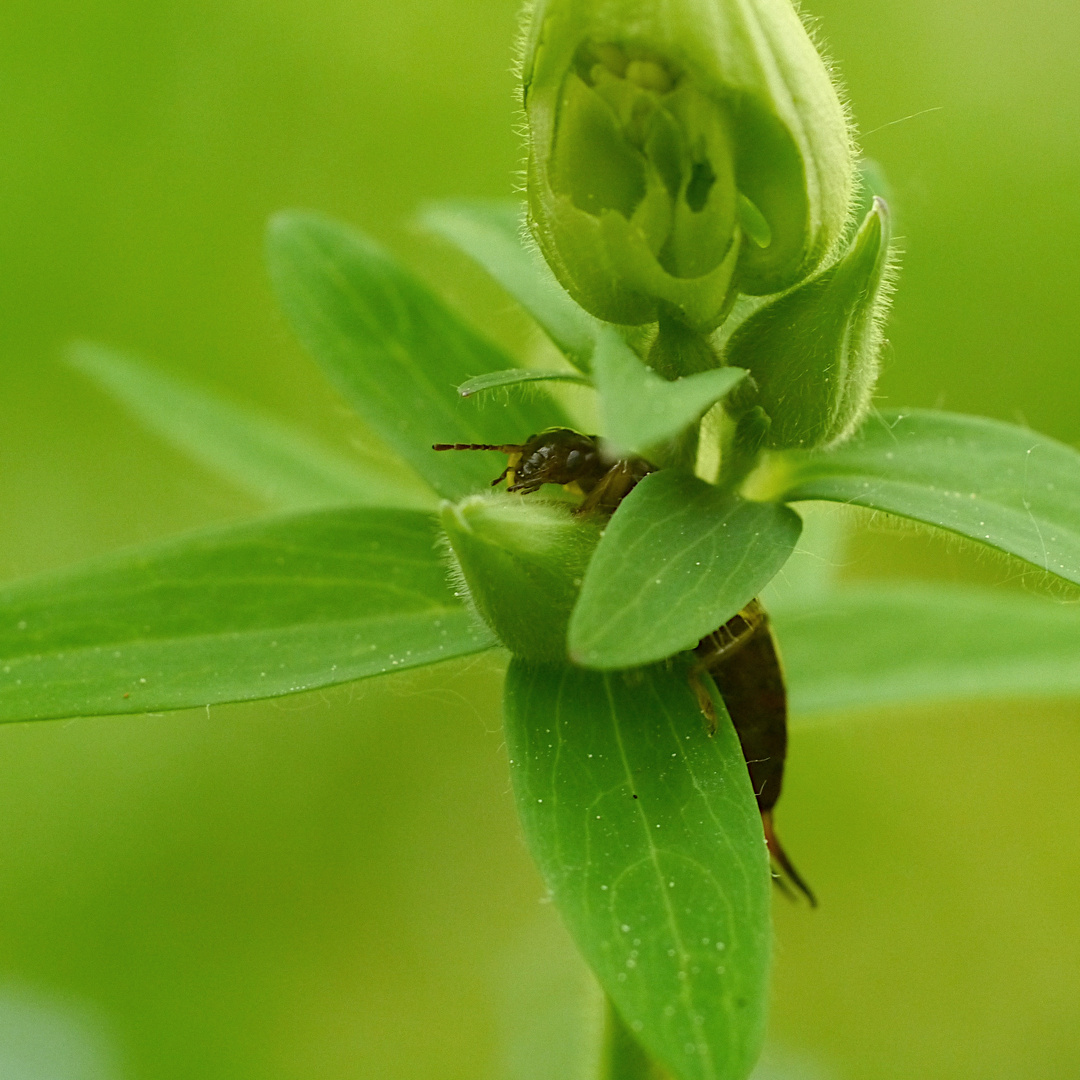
[1,0,1079,1077]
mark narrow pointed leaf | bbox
[68,342,436,511]
[266,211,568,501]
[418,199,603,370]
[594,330,747,458]
[458,368,591,399]
[766,408,1080,585]
[504,659,770,1080]
[773,583,1080,718]
[0,508,493,722]
[570,472,802,669]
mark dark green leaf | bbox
[767,408,1080,585]
[457,368,591,399]
[418,199,602,370]
[0,508,493,722]
[773,582,1080,717]
[593,330,747,458]
[504,659,770,1080]
[570,473,802,669]
[601,998,673,1080]
[266,211,568,501]
[68,342,436,511]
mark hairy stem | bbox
[647,308,720,380]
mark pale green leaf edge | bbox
[69,341,436,512]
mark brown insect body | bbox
[433,428,655,514]
[696,603,816,905]
[434,430,813,903]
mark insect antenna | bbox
[431,443,523,452]
[431,442,527,488]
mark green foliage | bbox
[441,496,603,661]
[592,328,746,458]
[602,1004,672,1080]
[765,408,1080,586]
[0,508,492,722]
[774,582,1080,717]
[457,368,592,398]
[570,472,802,669]
[504,658,770,1080]
[419,199,603,371]
[7,0,1080,1066]
[68,342,436,511]
[725,199,893,450]
[10,197,1080,1080]
[265,210,569,500]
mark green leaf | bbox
[504,659,770,1080]
[457,368,591,399]
[764,408,1080,586]
[418,199,603,371]
[68,342,436,511]
[773,582,1080,718]
[0,508,494,722]
[593,330,747,458]
[570,472,802,669]
[266,210,569,501]
[601,998,673,1080]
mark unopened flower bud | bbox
[440,496,602,661]
[725,197,893,450]
[521,0,854,331]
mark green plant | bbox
[5,0,1080,1077]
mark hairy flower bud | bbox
[725,197,893,450]
[440,496,602,661]
[521,0,854,331]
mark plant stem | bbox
[644,309,719,472]
[717,405,770,492]
[647,308,719,380]
[599,998,672,1080]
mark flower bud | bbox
[725,197,893,450]
[440,496,603,661]
[521,0,855,331]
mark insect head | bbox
[433,428,655,515]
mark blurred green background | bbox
[0,0,1078,1077]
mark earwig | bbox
[695,603,816,906]
[434,429,813,903]
[433,429,655,514]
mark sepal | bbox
[440,496,602,661]
[725,197,893,450]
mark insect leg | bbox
[575,459,652,515]
[694,600,767,669]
